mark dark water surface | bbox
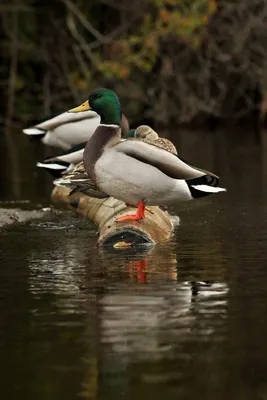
[1,127,267,399]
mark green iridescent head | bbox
[68,88,122,126]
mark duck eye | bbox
[95,93,101,99]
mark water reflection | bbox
[24,226,229,387]
[100,280,228,361]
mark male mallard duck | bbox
[58,88,226,221]
[23,109,129,150]
[53,126,177,194]
[36,141,87,178]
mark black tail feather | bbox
[41,168,64,179]
[186,174,220,187]
[29,131,46,141]
[186,174,221,199]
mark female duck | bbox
[65,88,226,221]
[125,125,178,155]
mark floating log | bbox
[51,186,174,247]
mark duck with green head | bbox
[62,88,226,222]
[53,125,177,196]
[52,125,175,196]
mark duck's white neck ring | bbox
[99,123,120,128]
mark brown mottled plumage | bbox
[54,160,108,198]
[134,125,178,155]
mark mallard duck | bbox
[59,88,226,221]
[125,125,178,155]
[36,141,87,178]
[23,109,129,150]
[52,126,177,195]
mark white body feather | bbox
[191,184,226,193]
[36,162,66,171]
[23,128,45,136]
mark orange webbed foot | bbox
[116,214,143,222]
[116,201,147,223]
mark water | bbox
[0,127,267,399]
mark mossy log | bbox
[51,186,174,247]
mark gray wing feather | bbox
[114,140,211,180]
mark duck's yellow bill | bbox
[68,100,91,113]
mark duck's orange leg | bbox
[125,202,154,215]
[128,259,148,284]
[116,201,147,222]
[135,260,148,284]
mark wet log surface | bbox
[51,186,174,247]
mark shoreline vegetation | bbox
[1,1,267,133]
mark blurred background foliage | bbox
[1,0,267,130]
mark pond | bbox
[0,126,267,399]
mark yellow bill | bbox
[68,100,91,113]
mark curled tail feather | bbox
[186,175,226,198]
